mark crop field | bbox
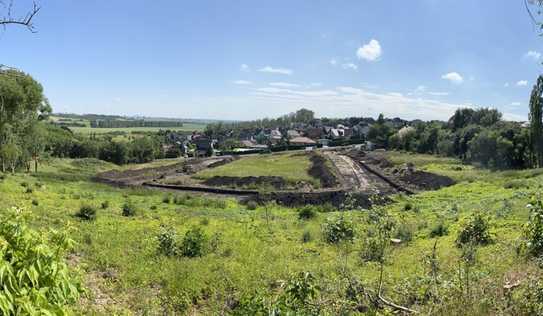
[193,152,319,187]
[0,152,542,314]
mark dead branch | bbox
[0,1,40,32]
[376,261,419,314]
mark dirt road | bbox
[324,151,371,190]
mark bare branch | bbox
[0,1,40,32]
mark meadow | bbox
[193,152,320,188]
[0,152,542,314]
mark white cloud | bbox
[258,66,293,75]
[247,85,523,121]
[232,80,252,85]
[428,91,449,96]
[441,72,464,84]
[356,39,382,61]
[341,63,358,71]
[240,64,250,72]
[511,102,521,106]
[329,58,338,66]
[516,80,528,86]
[269,82,300,88]
[524,50,542,62]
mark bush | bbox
[31,199,39,206]
[394,222,413,243]
[302,230,312,243]
[456,212,492,247]
[360,237,385,263]
[150,205,157,210]
[525,196,543,256]
[0,208,83,314]
[25,187,33,194]
[162,195,172,204]
[101,200,110,209]
[180,227,208,257]
[403,202,413,211]
[122,200,137,217]
[246,200,258,210]
[430,222,449,238]
[76,204,97,221]
[200,217,209,226]
[298,206,317,220]
[322,215,355,244]
[157,226,177,256]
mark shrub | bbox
[298,206,317,220]
[322,215,355,244]
[0,207,83,314]
[25,187,33,194]
[456,212,492,247]
[246,200,258,210]
[20,182,28,188]
[162,195,172,204]
[403,202,413,211]
[302,230,312,243]
[200,217,209,226]
[35,182,43,188]
[150,205,157,210]
[76,204,97,221]
[360,237,386,263]
[122,200,137,217]
[394,222,413,243]
[101,200,110,209]
[525,197,543,256]
[429,222,449,238]
[180,227,208,257]
[157,226,177,256]
[31,199,39,206]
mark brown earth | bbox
[202,175,288,190]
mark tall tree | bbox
[529,76,543,167]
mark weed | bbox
[322,215,355,244]
[301,230,312,243]
[101,200,110,209]
[180,226,207,257]
[122,200,137,217]
[31,199,39,206]
[298,206,317,220]
[429,222,449,238]
[456,212,492,247]
[157,226,177,256]
[246,200,258,210]
[76,204,97,221]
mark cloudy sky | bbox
[2,1,543,121]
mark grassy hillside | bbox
[0,153,541,314]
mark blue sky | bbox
[2,0,543,121]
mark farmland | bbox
[1,151,541,314]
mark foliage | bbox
[0,207,82,314]
[157,226,177,256]
[429,222,449,238]
[121,200,137,217]
[298,206,317,220]
[524,195,543,256]
[76,204,97,221]
[246,200,258,210]
[179,227,208,257]
[456,212,492,247]
[322,215,355,244]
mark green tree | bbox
[529,76,543,167]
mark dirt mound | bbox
[308,153,338,188]
[391,163,455,190]
[202,176,288,190]
[95,162,185,186]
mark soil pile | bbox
[203,176,287,190]
[392,163,455,190]
[308,153,338,188]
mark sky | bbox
[2,0,543,121]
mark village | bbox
[167,116,408,157]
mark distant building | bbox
[290,136,317,146]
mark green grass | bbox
[194,152,319,187]
[1,152,542,314]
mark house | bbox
[304,127,324,139]
[287,129,300,138]
[290,136,317,146]
[192,135,214,157]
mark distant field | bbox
[194,152,317,186]
[68,123,206,134]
